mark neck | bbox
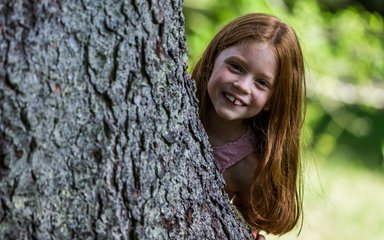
[205,110,248,146]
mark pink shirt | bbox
[212,129,257,173]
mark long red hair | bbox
[191,13,306,235]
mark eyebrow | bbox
[225,56,275,82]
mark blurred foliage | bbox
[315,0,384,15]
[184,0,384,172]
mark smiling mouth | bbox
[224,93,245,106]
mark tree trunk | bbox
[0,0,250,239]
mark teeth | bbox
[233,99,242,106]
[225,93,243,106]
[227,94,235,102]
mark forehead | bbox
[219,40,275,59]
[217,40,278,78]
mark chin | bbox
[215,111,240,121]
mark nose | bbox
[232,76,252,95]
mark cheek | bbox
[207,77,216,100]
[207,76,213,92]
[207,71,220,91]
[250,95,269,109]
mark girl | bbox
[192,13,306,238]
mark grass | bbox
[267,155,384,240]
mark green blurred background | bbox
[183,0,384,239]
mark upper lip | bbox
[224,92,248,106]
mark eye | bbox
[227,62,245,74]
[255,79,270,89]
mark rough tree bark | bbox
[0,0,251,239]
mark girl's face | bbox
[207,40,277,122]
